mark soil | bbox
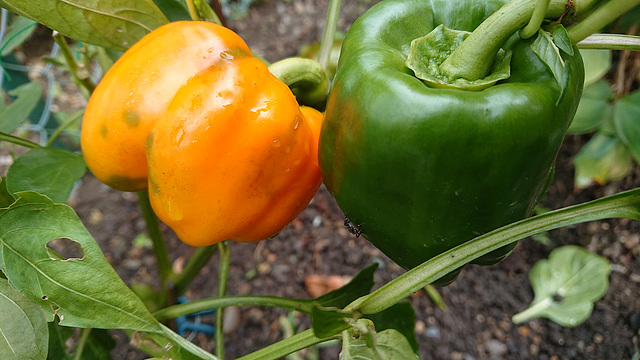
[12,0,640,359]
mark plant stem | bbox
[512,297,553,323]
[73,328,92,360]
[568,0,640,43]
[153,295,314,321]
[577,34,640,51]
[137,191,173,296]
[172,244,218,295]
[215,241,230,360]
[439,0,568,81]
[52,32,96,94]
[348,187,640,315]
[45,111,83,147]
[186,0,200,21]
[268,57,329,107]
[234,329,332,360]
[0,131,40,148]
[519,0,551,39]
[193,0,223,26]
[319,0,342,70]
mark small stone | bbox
[517,325,531,337]
[485,339,507,356]
[593,333,604,344]
[223,306,240,334]
[426,326,440,339]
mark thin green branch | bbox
[568,0,640,43]
[172,244,218,295]
[137,191,173,295]
[348,187,640,315]
[519,0,550,39]
[215,241,230,360]
[186,0,200,21]
[318,0,342,70]
[72,328,92,360]
[194,0,223,25]
[577,34,640,51]
[52,32,96,94]
[0,131,40,148]
[46,111,83,147]
[234,329,333,360]
[153,295,314,321]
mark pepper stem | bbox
[519,0,551,39]
[567,0,640,43]
[268,57,329,108]
[438,0,569,81]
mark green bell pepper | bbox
[319,0,585,284]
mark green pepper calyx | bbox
[406,25,512,91]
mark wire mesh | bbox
[1,8,61,146]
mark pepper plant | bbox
[0,0,640,359]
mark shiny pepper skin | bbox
[81,21,323,246]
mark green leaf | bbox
[131,324,218,360]
[316,263,378,308]
[0,191,162,332]
[1,15,38,56]
[0,0,168,51]
[47,320,113,360]
[0,80,43,133]
[573,133,632,190]
[531,29,567,96]
[365,302,418,354]
[614,90,640,163]
[152,0,191,21]
[0,278,49,360]
[581,49,612,87]
[546,23,573,56]
[311,263,379,338]
[47,320,73,360]
[567,80,613,134]
[79,329,116,360]
[339,319,418,360]
[5,147,86,203]
[512,245,610,327]
[311,305,352,338]
[0,178,15,208]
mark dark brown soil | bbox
[50,0,640,359]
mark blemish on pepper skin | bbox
[146,132,154,152]
[124,109,140,127]
[100,123,108,138]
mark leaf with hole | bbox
[512,245,611,327]
[0,191,162,332]
[0,0,168,51]
[0,278,49,360]
[5,147,86,203]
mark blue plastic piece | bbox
[175,296,216,337]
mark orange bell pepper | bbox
[81,21,323,246]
